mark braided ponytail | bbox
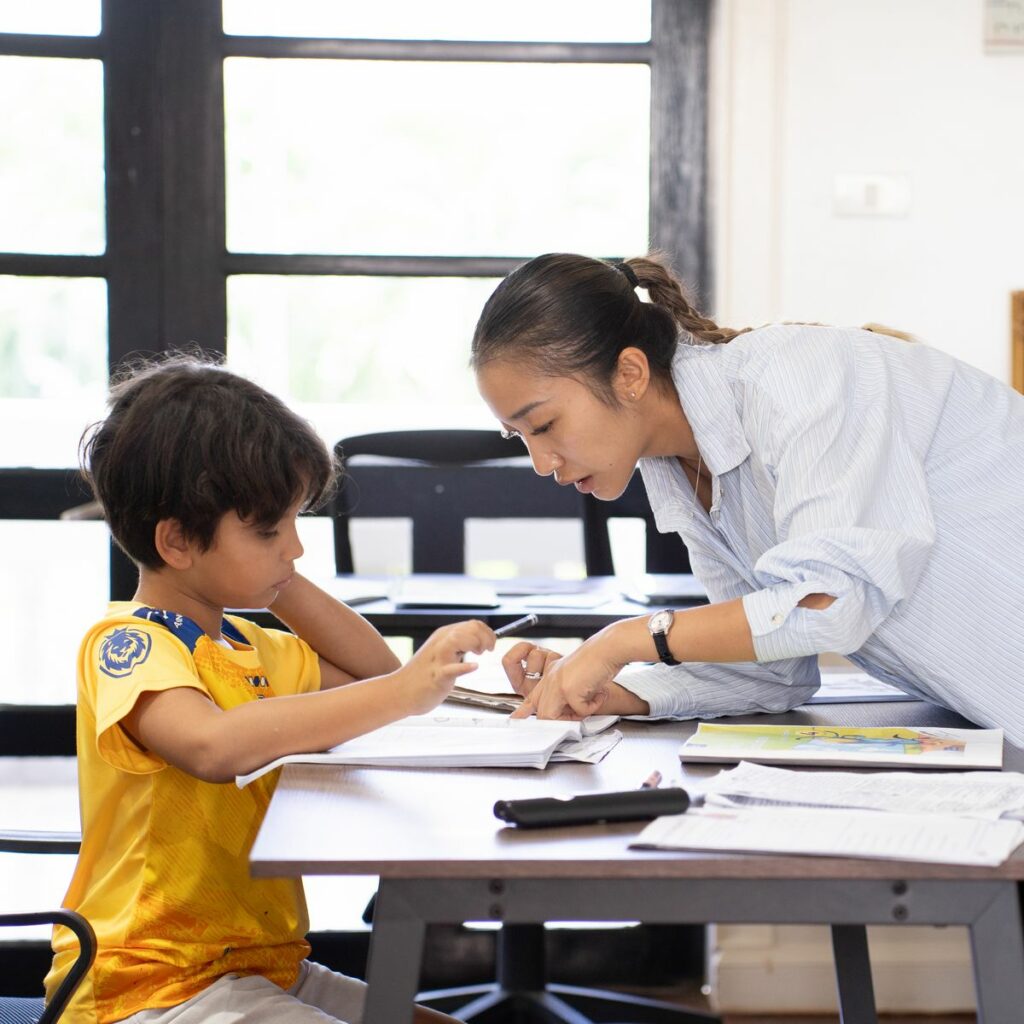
[471,251,741,403]
[622,252,748,345]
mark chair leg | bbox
[417,924,719,1024]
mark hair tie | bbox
[612,261,639,290]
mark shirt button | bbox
[771,613,784,626]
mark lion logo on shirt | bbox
[99,627,152,678]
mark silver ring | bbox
[523,671,543,681]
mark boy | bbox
[47,355,486,1023]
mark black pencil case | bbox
[493,787,690,829]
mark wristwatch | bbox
[648,609,679,666]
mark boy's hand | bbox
[397,620,495,716]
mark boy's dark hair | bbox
[80,353,337,569]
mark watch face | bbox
[649,609,673,633]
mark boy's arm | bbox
[122,619,493,782]
[268,573,400,687]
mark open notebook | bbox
[236,713,620,787]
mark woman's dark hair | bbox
[80,353,337,569]
[470,252,746,401]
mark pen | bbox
[493,613,540,639]
[640,770,662,790]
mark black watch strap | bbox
[653,629,680,666]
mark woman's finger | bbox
[509,685,538,719]
[503,642,542,696]
[534,682,573,721]
[521,645,548,685]
[502,641,533,677]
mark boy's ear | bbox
[153,519,195,570]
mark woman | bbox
[472,252,1024,744]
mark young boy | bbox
[46,355,488,1024]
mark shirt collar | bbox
[638,341,751,527]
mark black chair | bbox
[333,429,690,578]
[582,474,692,576]
[332,429,714,1024]
[332,429,578,575]
[0,830,93,1024]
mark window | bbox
[0,0,710,707]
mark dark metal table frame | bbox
[366,876,1023,1024]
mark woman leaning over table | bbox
[471,252,1024,746]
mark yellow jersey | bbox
[46,603,321,1024]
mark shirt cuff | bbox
[614,662,698,719]
[742,582,818,639]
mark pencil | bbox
[640,770,663,789]
[493,613,540,639]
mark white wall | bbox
[707,2,1023,1011]
[713,0,1024,382]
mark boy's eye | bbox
[257,528,280,539]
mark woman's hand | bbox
[508,633,650,719]
[501,641,563,698]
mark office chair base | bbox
[418,981,719,1023]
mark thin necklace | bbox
[683,452,703,513]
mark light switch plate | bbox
[833,174,911,218]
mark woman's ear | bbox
[614,347,652,403]
[153,519,194,570]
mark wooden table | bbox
[250,704,1024,1024]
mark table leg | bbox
[363,881,427,1024]
[830,924,878,1024]
[969,881,1024,1024]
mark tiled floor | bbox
[621,983,976,1024]
[723,1017,974,1023]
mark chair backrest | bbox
[332,429,690,577]
[332,430,579,574]
[0,832,90,1024]
[581,474,692,576]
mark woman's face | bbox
[476,359,643,501]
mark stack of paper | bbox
[447,686,522,713]
[700,761,1024,818]
[389,577,500,608]
[632,804,1024,867]
[632,760,1024,866]
[236,714,621,787]
[446,660,524,713]
[807,671,916,704]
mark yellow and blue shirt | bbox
[46,602,321,1024]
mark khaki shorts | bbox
[119,961,367,1024]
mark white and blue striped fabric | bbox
[617,324,1024,745]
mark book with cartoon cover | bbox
[678,723,1002,770]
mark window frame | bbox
[0,0,711,732]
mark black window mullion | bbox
[0,32,101,58]
[0,254,106,276]
[158,0,226,354]
[102,0,164,371]
[226,254,539,278]
[650,0,711,307]
[222,36,651,63]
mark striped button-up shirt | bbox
[617,324,1024,745]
